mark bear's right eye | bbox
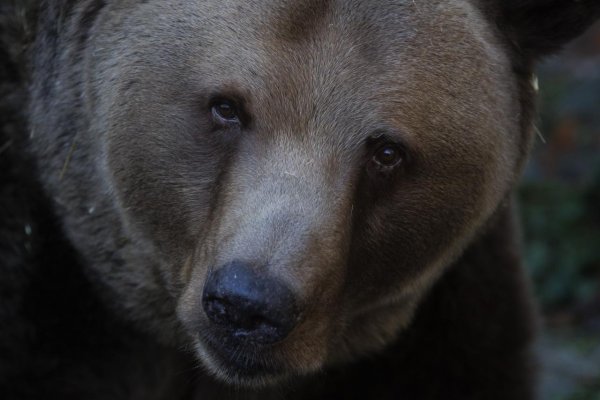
[373,144,403,169]
[365,133,409,178]
[211,99,241,126]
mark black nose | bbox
[202,261,299,344]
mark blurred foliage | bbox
[567,384,600,400]
[519,24,600,313]
[519,179,600,309]
[521,25,600,399]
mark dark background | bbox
[522,21,600,400]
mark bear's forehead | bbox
[196,0,490,48]
[189,0,509,144]
[180,2,505,109]
[132,0,497,64]
[107,0,515,156]
[123,0,503,91]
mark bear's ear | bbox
[494,0,600,58]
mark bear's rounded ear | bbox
[491,0,600,58]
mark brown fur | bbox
[1,0,598,398]
[274,0,333,42]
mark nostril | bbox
[202,261,299,344]
[248,315,270,330]
[202,297,233,326]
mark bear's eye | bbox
[211,99,240,125]
[372,144,404,170]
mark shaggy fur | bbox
[0,1,598,399]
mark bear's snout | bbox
[202,261,300,345]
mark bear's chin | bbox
[192,336,307,388]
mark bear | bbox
[1,0,599,399]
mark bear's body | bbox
[1,1,598,399]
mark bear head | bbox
[28,0,600,387]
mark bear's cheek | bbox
[328,145,507,358]
[105,98,233,286]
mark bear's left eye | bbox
[211,99,241,125]
[374,145,402,167]
[372,143,404,171]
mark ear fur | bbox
[492,0,600,58]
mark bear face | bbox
[26,0,599,389]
